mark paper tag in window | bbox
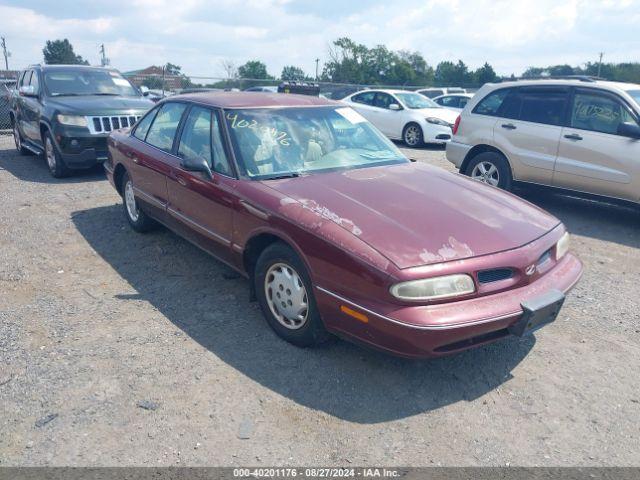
[113,78,130,87]
[336,107,366,124]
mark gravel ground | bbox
[0,135,639,466]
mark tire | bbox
[254,242,330,347]
[402,123,423,147]
[12,120,32,156]
[465,151,513,190]
[120,171,157,233]
[43,130,70,178]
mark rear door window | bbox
[352,92,376,105]
[518,88,568,126]
[473,88,511,116]
[145,102,187,152]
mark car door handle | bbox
[176,175,188,187]
[501,123,517,130]
[564,133,583,141]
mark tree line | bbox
[41,37,640,87]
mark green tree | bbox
[473,62,498,85]
[43,39,89,65]
[238,60,272,79]
[323,37,433,86]
[281,65,306,81]
[165,63,182,75]
[435,60,471,86]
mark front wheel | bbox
[465,151,513,190]
[44,131,70,178]
[121,171,157,232]
[254,242,330,347]
[403,123,423,147]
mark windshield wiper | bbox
[91,93,121,96]
[263,172,302,180]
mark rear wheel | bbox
[254,242,329,347]
[121,171,157,232]
[403,123,423,147]
[13,120,32,156]
[465,151,513,190]
[44,131,70,178]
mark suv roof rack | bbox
[507,75,605,83]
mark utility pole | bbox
[1,37,9,71]
[597,52,604,78]
[315,58,320,81]
[99,44,109,67]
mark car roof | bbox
[172,91,337,108]
[489,79,640,91]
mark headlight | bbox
[390,274,475,301]
[556,232,570,260]
[425,117,450,126]
[57,114,88,127]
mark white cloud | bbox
[0,0,638,78]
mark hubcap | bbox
[264,262,308,330]
[13,124,21,151]
[471,161,500,187]
[45,137,57,171]
[405,125,421,146]
[124,180,140,222]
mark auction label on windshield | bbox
[336,107,367,124]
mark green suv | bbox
[10,64,153,177]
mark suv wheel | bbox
[403,123,423,147]
[44,131,70,178]
[13,121,32,156]
[254,242,330,347]
[465,152,513,190]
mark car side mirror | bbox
[389,103,401,111]
[181,156,213,179]
[617,122,640,139]
[139,86,150,96]
[19,85,36,97]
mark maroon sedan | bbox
[104,92,583,358]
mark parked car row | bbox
[24,66,640,359]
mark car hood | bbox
[413,107,459,124]
[47,95,154,114]
[264,163,560,269]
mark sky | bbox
[1,0,639,79]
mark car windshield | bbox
[395,92,441,109]
[225,106,408,179]
[44,70,139,97]
[627,90,640,107]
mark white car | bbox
[416,87,467,99]
[433,93,474,112]
[342,89,459,146]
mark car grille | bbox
[477,268,514,284]
[87,115,141,134]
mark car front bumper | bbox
[50,127,109,169]
[422,122,453,143]
[315,253,583,358]
[445,140,473,169]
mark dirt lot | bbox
[1,135,639,466]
